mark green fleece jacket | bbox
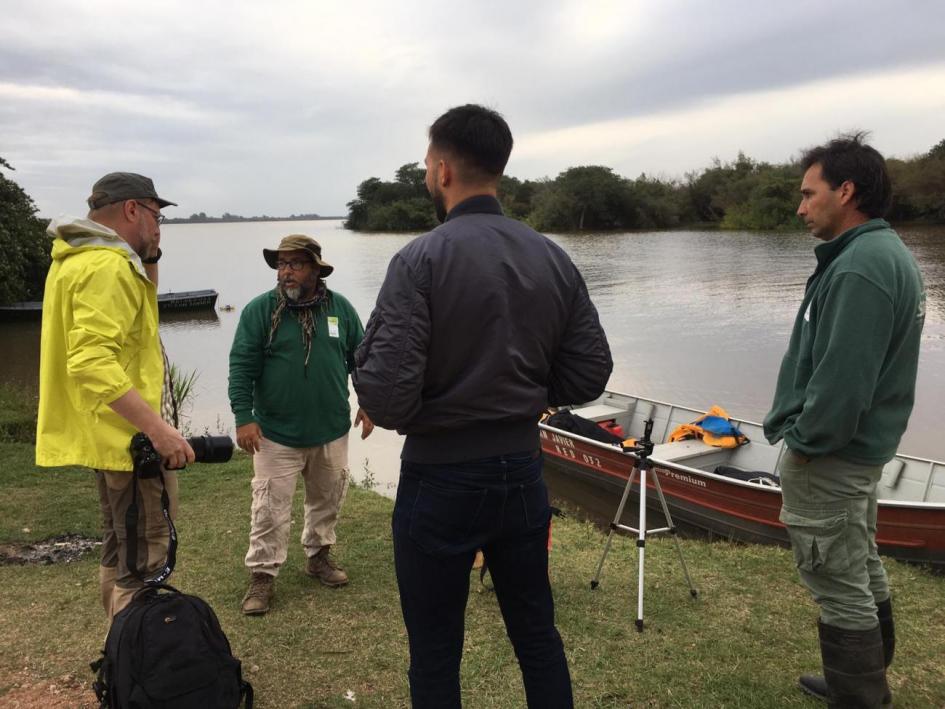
[228,289,364,448]
[764,219,925,465]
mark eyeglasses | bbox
[135,201,166,225]
[276,259,311,271]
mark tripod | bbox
[590,419,698,631]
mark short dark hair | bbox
[428,104,513,181]
[800,131,891,218]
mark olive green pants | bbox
[779,449,889,630]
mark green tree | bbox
[686,160,727,223]
[498,176,542,221]
[365,199,437,231]
[629,174,687,228]
[395,163,426,192]
[928,139,945,161]
[531,166,636,231]
[888,148,945,223]
[721,166,801,230]
[0,158,51,304]
[345,163,436,231]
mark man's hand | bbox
[236,422,264,454]
[354,408,374,439]
[148,421,196,470]
[108,389,194,469]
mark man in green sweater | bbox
[229,235,373,615]
[764,133,925,708]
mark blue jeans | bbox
[392,452,573,708]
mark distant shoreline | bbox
[164,215,345,225]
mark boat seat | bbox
[568,404,626,422]
[651,438,719,463]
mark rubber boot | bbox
[798,621,888,708]
[877,598,895,670]
[799,600,895,706]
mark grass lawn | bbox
[1,440,943,707]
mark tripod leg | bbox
[636,463,648,632]
[651,470,698,598]
[591,465,638,589]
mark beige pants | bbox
[245,434,350,577]
[97,469,179,621]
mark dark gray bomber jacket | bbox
[353,195,613,463]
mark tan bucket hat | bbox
[262,234,333,277]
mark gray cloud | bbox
[3,0,944,217]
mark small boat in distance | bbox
[0,289,219,320]
[539,389,945,569]
[156,289,218,311]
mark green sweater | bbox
[228,289,364,448]
[764,219,926,465]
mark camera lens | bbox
[187,435,234,464]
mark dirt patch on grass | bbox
[0,534,100,566]
[0,669,97,708]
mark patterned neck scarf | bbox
[266,280,329,371]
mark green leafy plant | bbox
[167,363,199,435]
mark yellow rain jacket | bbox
[35,217,163,471]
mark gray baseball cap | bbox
[87,172,177,209]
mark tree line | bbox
[345,139,945,232]
[2,141,944,305]
[166,212,328,224]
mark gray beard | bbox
[280,272,318,302]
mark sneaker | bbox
[241,572,275,615]
[305,546,349,587]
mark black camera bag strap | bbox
[125,467,178,585]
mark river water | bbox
[2,220,943,499]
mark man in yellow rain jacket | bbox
[36,172,194,620]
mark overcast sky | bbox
[3,0,945,218]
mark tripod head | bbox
[621,418,655,459]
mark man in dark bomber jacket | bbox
[354,105,612,708]
[764,133,925,709]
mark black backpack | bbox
[545,410,625,445]
[92,584,253,708]
[91,468,253,708]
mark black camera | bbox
[130,432,234,478]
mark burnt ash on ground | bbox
[0,533,100,565]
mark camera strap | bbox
[124,467,178,585]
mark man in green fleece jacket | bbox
[764,133,925,708]
[229,235,373,615]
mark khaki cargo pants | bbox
[779,449,889,630]
[97,469,179,621]
[244,434,350,576]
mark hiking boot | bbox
[305,546,348,587]
[241,572,274,615]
